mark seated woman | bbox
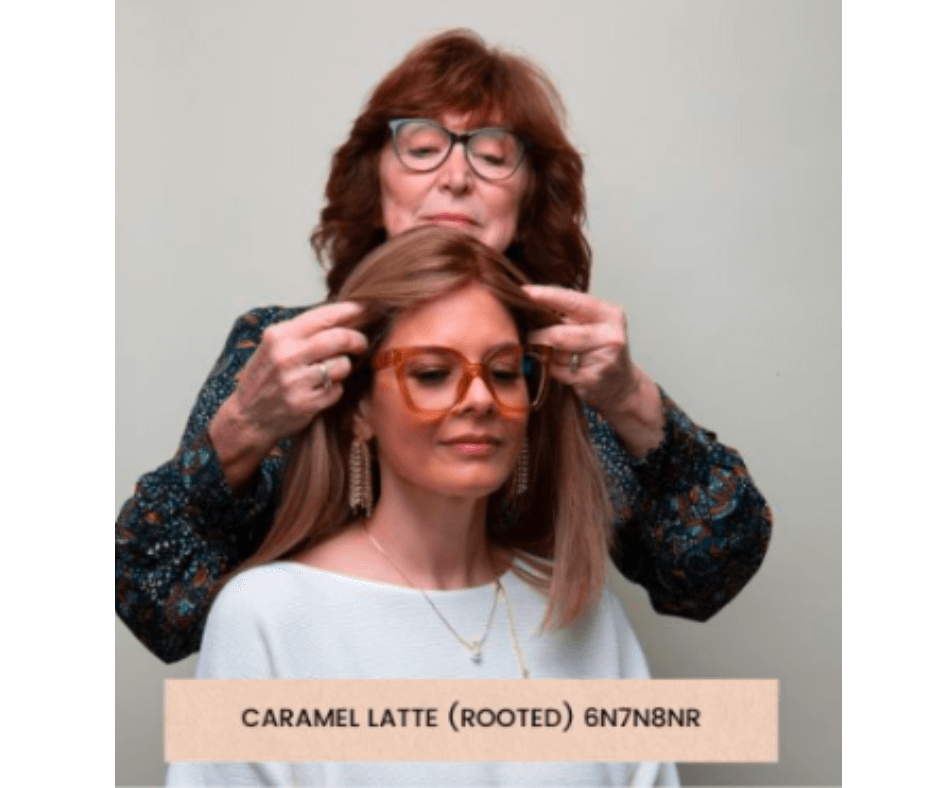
[166,226,680,787]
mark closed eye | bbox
[489,368,523,385]
[475,153,507,166]
[408,368,453,386]
[407,145,444,158]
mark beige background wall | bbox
[116,1,840,785]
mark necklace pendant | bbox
[468,641,482,662]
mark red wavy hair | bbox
[311,29,591,295]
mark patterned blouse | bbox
[115,306,772,664]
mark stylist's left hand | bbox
[522,284,640,417]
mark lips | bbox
[442,434,503,454]
[443,434,501,445]
[428,213,477,226]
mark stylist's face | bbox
[379,113,528,253]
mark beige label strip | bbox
[165,679,777,763]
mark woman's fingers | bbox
[300,325,369,367]
[291,300,365,338]
[304,359,346,411]
[528,320,624,352]
[522,285,638,416]
[231,302,369,445]
[305,354,354,396]
[260,301,367,386]
[522,284,614,324]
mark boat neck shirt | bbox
[166,561,680,786]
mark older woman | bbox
[116,29,771,664]
[165,226,680,786]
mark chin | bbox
[436,471,512,500]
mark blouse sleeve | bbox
[586,388,772,621]
[115,306,303,664]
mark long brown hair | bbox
[237,227,611,627]
[311,28,591,298]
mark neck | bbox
[364,484,500,590]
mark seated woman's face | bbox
[378,112,529,254]
[360,282,528,502]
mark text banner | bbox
[165,679,778,762]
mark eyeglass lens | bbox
[393,120,524,180]
[401,347,544,413]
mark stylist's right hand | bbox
[209,301,367,490]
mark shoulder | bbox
[202,563,327,650]
[210,562,311,621]
[196,563,317,677]
[595,582,637,632]
[596,583,651,677]
[597,584,630,626]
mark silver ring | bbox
[318,361,332,391]
[568,352,581,373]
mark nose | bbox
[436,141,472,192]
[454,370,496,414]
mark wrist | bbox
[602,367,666,458]
[208,396,274,491]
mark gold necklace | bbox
[501,580,530,679]
[364,528,500,662]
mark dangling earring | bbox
[513,436,529,497]
[349,437,373,518]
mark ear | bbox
[353,398,375,442]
